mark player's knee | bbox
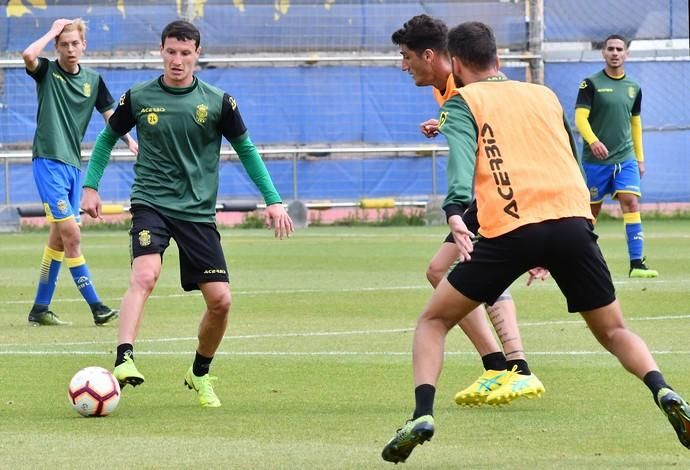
[130,269,158,294]
[621,200,639,213]
[592,323,627,348]
[59,227,82,252]
[207,291,231,317]
[426,263,443,288]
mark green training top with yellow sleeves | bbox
[27,57,115,168]
[439,76,591,238]
[575,70,642,165]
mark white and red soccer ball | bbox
[67,366,120,417]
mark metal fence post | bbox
[431,149,437,200]
[4,158,9,207]
[292,152,299,200]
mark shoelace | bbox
[502,365,523,382]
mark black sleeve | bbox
[219,93,248,141]
[575,78,595,108]
[95,76,115,113]
[443,203,467,221]
[631,89,642,116]
[26,57,49,82]
[108,90,136,136]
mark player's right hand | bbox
[590,141,609,159]
[419,119,439,138]
[448,214,474,262]
[80,187,102,219]
[526,267,550,286]
[50,19,75,35]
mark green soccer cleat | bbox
[657,388,690,449]
[91,304,119,326]
[629,257,659,278]
[381,415,434,464]
[113,353,145,388]
[27,310,71,326]
[454,369,508,406]
[485,366,545,406]
[184,367,221,408]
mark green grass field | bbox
[1,220,689,469]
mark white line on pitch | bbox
[4,276,688,306]
[0,349,688,356]
[0,328,415,347]
[2,314,688,348]
[3,285,431,305]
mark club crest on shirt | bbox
[627,86,636,99]
[438,111,448,129]
[83,82,91,97]
[195,104,208,124]
[138,230,151,247]
[147,113,158,125]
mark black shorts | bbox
[446,217,616,312]
[129,204,229,291]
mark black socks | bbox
[192,351,213,377]
[115,343,134,367]
[482,352,507,371]
[413,384,436,419]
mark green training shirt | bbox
[27,57,115,168]
[107,76,260,222]
[575,70,642,165]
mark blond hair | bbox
[56,18,87,43]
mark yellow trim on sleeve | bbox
[631,115,644,162]
[574,108,599,145]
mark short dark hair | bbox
[161,20,201,49]
[447,21,497,71]
[391,14,448,54]
[603,34,629,48]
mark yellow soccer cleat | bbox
[184,366,221,408]
[485,366,545,405]
[381,415,435,464]
[629,257,659,278]
[657,387,690,449]
[113,353,145,388]
[454,369,508,406]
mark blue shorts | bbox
[32,157,81,223]
[583,158,641,203]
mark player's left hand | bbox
[527,267,550,286]
[637,161,645,178]
[265,203,294,240]
[80,187,102,219]
[419,119,439,138]
[127,138,139,156]
[448,214,474,262]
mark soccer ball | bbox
[67,366,121,417]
